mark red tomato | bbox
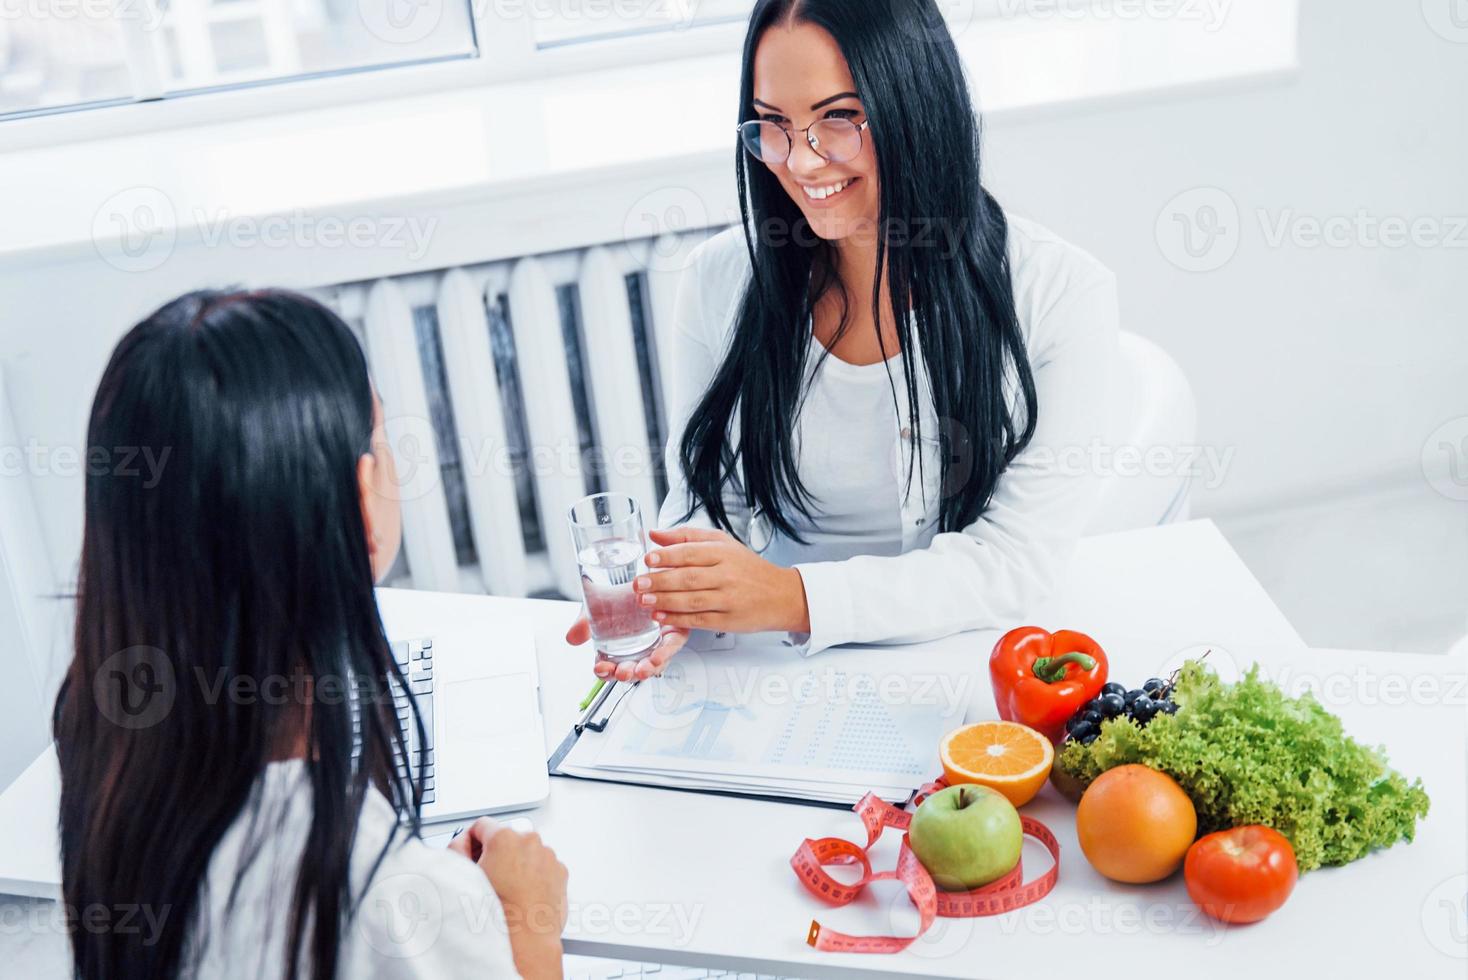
[1184,826,1299,924]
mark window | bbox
[526,0,752,49]
[0,10,136,116]
[1,0,478,119]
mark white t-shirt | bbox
[187,760,522,979]
[657,214,1120,655]
[762,349,908,567]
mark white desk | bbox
[9,520,1463,977]
[522,522,1463,977]
[537,642,1466,977]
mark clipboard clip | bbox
[548,677,641,775]
[574,679,636,734]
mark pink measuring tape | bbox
[789,778,1061,953]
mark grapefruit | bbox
[1075,764,1197,883]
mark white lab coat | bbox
[656,215,1119,656]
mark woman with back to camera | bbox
[55,290,583,979]
[570,0,1119,678]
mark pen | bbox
[578,678,606,711]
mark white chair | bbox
[1087,331,1197,535]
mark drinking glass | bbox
[568,492,661,662]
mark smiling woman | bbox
[565,0,1119,678]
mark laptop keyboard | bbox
[564,958,800,980]
[390,638,436,805]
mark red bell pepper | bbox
[989,626,1109,743]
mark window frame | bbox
[1,0,757,146]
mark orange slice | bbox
[939,721,1055,808]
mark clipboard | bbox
[546,679,914,812]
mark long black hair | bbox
[678,0,1038,542]
[54,290,422,980]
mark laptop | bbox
[0,588,549,898]
[375,587,550,824]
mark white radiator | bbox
[324,229,719,601]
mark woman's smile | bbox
[798,175,861,206]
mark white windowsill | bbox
[1,0,1298,269]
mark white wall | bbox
[982,0,1468,515]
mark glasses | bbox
[738,117,870,166]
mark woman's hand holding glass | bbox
[634,527,811,634]
[564,526,811,681]
[563,617,690,683]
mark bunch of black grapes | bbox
[1063,679,1178,745]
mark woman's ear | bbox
[360,392,404,582]
[358,451,380,559]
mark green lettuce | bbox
[1055,662,1430,871]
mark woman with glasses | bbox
[571,0,1119,677]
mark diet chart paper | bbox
[558,634,982,805]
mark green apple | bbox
[908,785,1023,891]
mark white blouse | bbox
[188,760,522,978]
[656,215,1120,656]
[760,348,908,568]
